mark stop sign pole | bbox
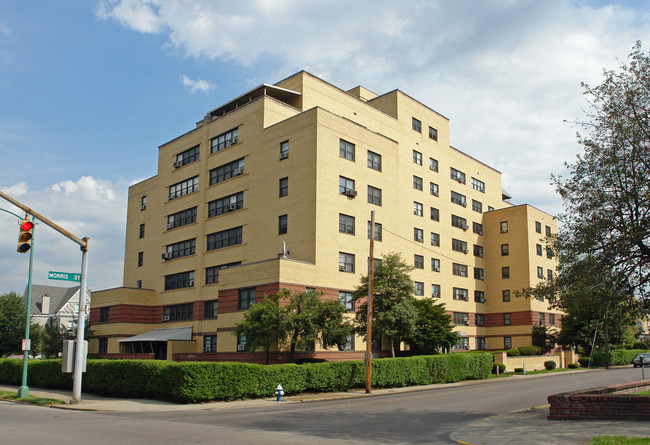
[0,191,89,403]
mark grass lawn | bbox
[588,437,650,444]
[0,390,65,406]
[634,389,650,395]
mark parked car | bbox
[632,353,650,367]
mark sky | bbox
[0,0,649,295]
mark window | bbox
[168,207,197,229]
[474,291,486,303]
[339,291,354,311]
[339,335,354,351]
[500,221,508,233]
[475,314,486,326]
[430,182,439,196]
[368,221,382,241]
[205,262,241,284]
[429,158,439,172]
[429,126,438,141]
[451,191,467,207]
[473,222,483,235]
[238,288,256,310]
[169,176,199,200]
[139,223,145,239]
[203,335,217,353]
[175,145,200,167]
[141,195,147,210]
[431,232,440,246]
[546,225,552,236]
[504,313,511,325]
[412,117,422,132]
[431,284,441,298]
[501,244,509,256]
[413,150,422,165]
[280,140,289,158]
[502,267,510,279]
[414,281,424,296]
[367,150,381,171]
[472,200,483,213]
[209,158,245,185]
[208,193,244,217]
[502,290,511,302]
[163,303,193,321]
[138,251,143,267]
[367,185,382,205]
[204,300,218,319]
[453,287,469,301]
[455,337,470,350]
[339,176,355,195]
[476,337,486,350]
[211,127,238,153]
[537,266,544,279]
[474,244,484,258]
[535,221,542,234]
[451,214,468,230]
[339,252,355,273]
[414,228,424,243]
[207,226,243,251]
[453,312,469,324]
[549,314,555,326]
[548,269,554,281]
[414,254,424,269]
[164,271,194,290]
[98,338,108,354]
[450,167,466,184]
[504,337,512,349]
[536,244,543,256]
[278,214,288,234]
[279,177,289,197]
[237,334,248,351]
[136,280,142,289]
[339,139,355,161]
[339,214,355,235]
[471,177,485,193]
[100,307,109,323]
[539,313,545,326]
[413,175,423,191]
[474,268,485,280]
[165,239,196,259]
[452,263,468,277]
[546,246,554,259]
[488,206,495,212]
[452,238,468,253]
[413,201,423,216]
[431,258,440,272]
[430,207,439,221]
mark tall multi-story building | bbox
[90,71,559,362]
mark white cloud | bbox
[0,177,127,295]
[95,0,163,34]
[180,74,216,94]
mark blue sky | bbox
[1,0,649,294]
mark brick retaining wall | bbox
[548,381,650,420]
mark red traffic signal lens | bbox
[20,220,34,231]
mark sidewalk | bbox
[2,372,650,444]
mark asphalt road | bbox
[0,367,644,445]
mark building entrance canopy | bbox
[118,326,193,343]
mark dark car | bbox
[632,353,650,367]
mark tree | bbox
[352,252,418,358]
[406,299,458,355]
[0,292,26,356]
[234,291,284,364]
[531,324,558,354]
[553,42,650,313]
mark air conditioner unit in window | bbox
[431,241,438,246]
[162,252,173,260]
[339,265,348,272]
[464,345,470,350]
[166,222,175,230]
[231,137,238,144]
[186,280,194,287]
[463,248,469,254]
[414,210,421,215]
[430,166,436,171]
[464,320,469,325]
[432,292,440,298]
[140,204,146,210]
[462,225,469,231]
[162,315,170,321]
[461,202,467,207]
[168,194,176,200]
[203,347,212,352]
[416,236,423,242]
[479,298,486,303]
[173,160,183,168]
[280,152,289,160]
[432,191,439,197]
[433,266,440,272]
[237,344,246,351]
[234,167,245,175]
[345,189,357,197]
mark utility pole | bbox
[366,210,375,394]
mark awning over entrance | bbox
[118,326,193,343]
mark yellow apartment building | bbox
[90,71,560,362]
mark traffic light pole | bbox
[0,191,90,403]
[17,224,34,399]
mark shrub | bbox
[567,363,579,369]
[517,346,540,356]
[634,342,649,350]
[514,367,524,373]
[294,358,327,364]
[591,349,646,367]
[578,357,592,367]
[544,360,557,370]
[492,363,506,374]
[506,348,521,356]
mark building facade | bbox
[26,284,91,329]
[90,71,560,361]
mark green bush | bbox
[591,349,646,367]
[517,346,541,356]
[514,367,524,373]
[633,342,649,350]
[544,360,557,370]
[492,363,506,374]
[506,348,521,356]
[567,363,579,369]
[578,357,592,367]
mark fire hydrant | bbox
[275,384,284,402]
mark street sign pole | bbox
[17,221,34,399]
[71,241,89,403]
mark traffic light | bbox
[17,219,34,253]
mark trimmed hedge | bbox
[492,363,506,374]
[544,360,557,370]
[506,348,521,356]
[0,353,492,403]
[591,349,647,367]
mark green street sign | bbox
[48,271,80,282]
